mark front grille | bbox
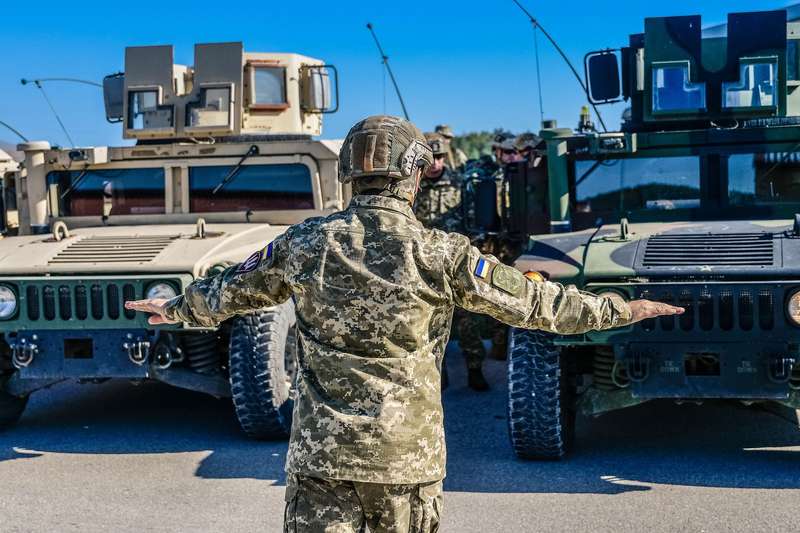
[26,282,138,322]
[49,236,175,264]
[642,233,775,267]
[635,285,777,333]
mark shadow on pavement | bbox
[0,343,799,494]
[0,380,288,484]
[443,348,800,494]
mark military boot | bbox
[489,342,507,361]
[467,368,489,391]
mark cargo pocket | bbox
[411,481,442,533]
[283,475,301,533]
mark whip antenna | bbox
[0,120,28,143]
[20,77,102,146]
[366,23,410,120]
[511,0,607,132]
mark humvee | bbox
[0,147,20,234]
[507,8,800,459]
[0,42,345,439]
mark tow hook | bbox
[768,356,796,383]
[123,334,151,365]
[11,336,39,368]
[626,354,650,383]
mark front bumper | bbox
[562,281,800,400]
[10,328,153,379]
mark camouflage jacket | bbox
[163,194,633,483]
[413,168,465,233]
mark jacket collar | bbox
[349,194,416,220]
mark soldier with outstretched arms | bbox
[126,115,682,533]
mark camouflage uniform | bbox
[413,172,464,234]
[284,475,441,532]
[434,124,467,169]
[414,134,486,380]
[162,116,633,532]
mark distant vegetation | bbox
[452,129,513,160]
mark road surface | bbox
[2,345,800,532]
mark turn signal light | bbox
[524,271,545,283]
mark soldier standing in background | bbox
[414,132,491,390]
[477,132,525,362]
[434,124,468,170]
[126,115,682,533]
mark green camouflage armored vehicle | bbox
[507,8,800,459]
[0,42,344,439]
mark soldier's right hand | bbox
[628,299,684,324]
[124,298,179,325]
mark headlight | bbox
[146,282,177,301]
[0,285,17,319]
[787,290,800,326]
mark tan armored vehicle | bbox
[0,42,344,439]
[0,146,21,234]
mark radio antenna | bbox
[366,23,410,120]
[511,0,607,132]
[21,77,102,146]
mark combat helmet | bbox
[514,132,542,152]
[339,115,433,184]
[434,124,455,140]
[491,132,516,151]
[425,132,449,156]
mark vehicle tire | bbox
[507,328,576,460]
[0,378,28,431]
[228,301,296,440]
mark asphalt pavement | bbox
[2,344,800,532]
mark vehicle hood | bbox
[0,223,288,277]
[515,219,795,283]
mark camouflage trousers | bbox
[454,309,508,369]
[283,474,442,533]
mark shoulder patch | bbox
[236,249,263,274]
[474,257,490,279]
[491,264,524,296]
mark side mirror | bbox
[300,65,339,114]
[103,73,125,123]
[585,51,622,104]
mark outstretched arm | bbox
[126,234,292,328]
[448,234,682,335]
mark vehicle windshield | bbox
[574,151,800,223]
[48,168,165,217]
[189,163,313,212]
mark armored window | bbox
[186,85,233,130]
[47,168,166,217]
[729,152,800,205]
[189,164,313,213]
[789,41,800,81]
[249,64,288,109]
[127,89,173,131]
[574,156,700,216]
[723,59,778,109]
[652,62,706,113]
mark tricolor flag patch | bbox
[264,241,274,260]
[474,258,490,279]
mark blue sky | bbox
[0,0,795,147]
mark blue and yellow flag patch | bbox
[474,258,490,279]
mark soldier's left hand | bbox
[124,298,179,325]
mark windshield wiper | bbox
[59,169,89,200]
[211,144,260,195]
